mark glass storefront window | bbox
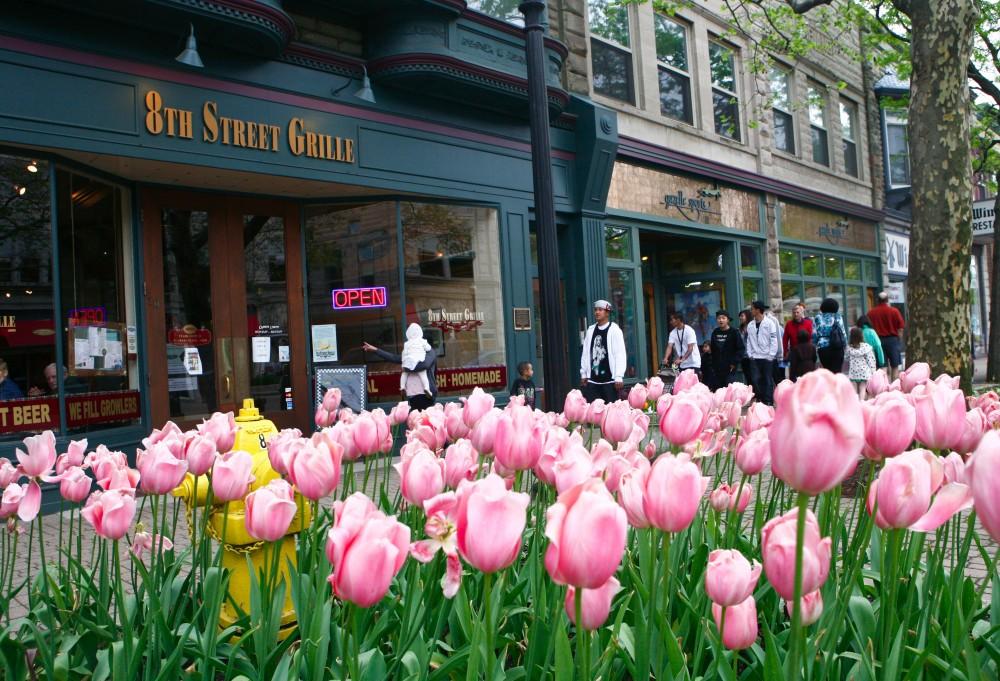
[780,249,799,275]
[743,279,761,312]
[608,268,638,378]
[864,260,878,284]
[781,282,802,321]
[466,0,523,25]
[846,286,863,326]
[606,225,632,260]
[802,253,821,277]
[740,243,760,271]
[824,256,842,279]
[402,202,505,377]
[663,241,725,274]
[804,283,823,315]
[1,156,140,439]
[827,284,844,314]
[305,202,402,379]
[844,259,861,281]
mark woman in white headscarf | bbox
[363,325,439,410]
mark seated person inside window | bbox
[27,363,88,397]
[0,358,24,400]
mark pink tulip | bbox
[585,399,607,426]
[395,448,446,507]
[266,428,303,475]
[288,439,343,501]
[553,443,595,494]
[443,439,479,489]
[618,467,650,529]
[454,474,530,573]
[769,370,863,495]
[322,387,342,413]
[761,508,831,600]
[315,406,335,429]
[245,479,298,542]
[955,407,987,455]
[861,393,916,460]
[912,380,967,450]
[735,429,771,475]
[55,439,87,475]
[1,483,37,522]
[709,483,753,514]
[672,369,700,394]
[969,431,1000,542]
[899,362,930,393]
[658,395,710,447]
[328,422,361,462]
[787,590,824,626]
[866,450,972,533]
[645,376,665,401]
[742,402,774,434]
[643,453,709,533]
[712,596,758,650]
[545,479,627,589]
[942,452,967,485]
[137,442,188,495]
[389,401,411,426]
[628,384,648,410]
[867,369,889,397]
[705,549,761,606]
[59,466,92,503]
[493,404,543,471]
[82,489,136,540]
[601,401,635,444]
[131,532,173,562]
[934,373,961,389]
[16,430,56,478]
[352,413,381,456]
[409,492,463,597]
[0,459,20,488]
[326,492,411,607]
[443,402,470,440]
[197,412,237,452]
[212,450,255,502]
[563,389,588,422]
[142,421,184,455]
[182,432,218,476]
[94,459,139,494]
[463,387,496,429]
[565,576,622,630]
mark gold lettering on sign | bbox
[0,315,14,330]
[145,91,350,161]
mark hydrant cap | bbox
[236,398,261,422]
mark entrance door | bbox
[142,189,309,431]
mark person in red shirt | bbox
[782,303,814,361]
[866,291,906,381]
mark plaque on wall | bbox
[513,307,531,331]
[778,201,878,252]
[315,365,367,414]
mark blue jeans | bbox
[750,358,775,405]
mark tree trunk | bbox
[987,184,1000,382]
[902,0,979,388]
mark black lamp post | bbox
[519,0,569,409]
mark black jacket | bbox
[709,327,745,370]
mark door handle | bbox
[223,374,232,398]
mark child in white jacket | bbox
[400,323,433,397]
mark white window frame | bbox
[807,82,829,166]
[709,39,742,142]
[840,98,859,178]
[588,0,635,106]
[884,110,911,188]
[653,14,693,125]
[769,65,795,154]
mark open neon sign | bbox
[331,286,388,310]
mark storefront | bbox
[0,5,618,463]
[776,201,883,324]
[600,161,767,380]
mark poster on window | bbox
[311,324,339,363]
[67,321,127,376]
[672,291,723,345]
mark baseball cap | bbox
[593,299,612,311]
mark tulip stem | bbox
[574,587,590,681]
[36,506,48,598]
[484,571,495,680]
[787,492,810,680]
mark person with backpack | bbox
[812,297,847,373]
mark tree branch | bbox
[969,62,1000,109]
[874,1,911,43]
[786,0,834,12]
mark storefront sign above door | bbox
[779,201,877,252]
[143,90,356,164]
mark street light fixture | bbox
[519,0,569,408]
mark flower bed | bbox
[1,364,999,679]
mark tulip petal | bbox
[409,539,440,563]
[17,481,40,522]
[909,483,974,533]
[441,553,462,599]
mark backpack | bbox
[827,317,845,349]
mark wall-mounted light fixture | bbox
[175,24,204,68]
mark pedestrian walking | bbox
[812,297,847,374]
[663,312,701,377]
[709,309,745,389]
[866,291,906,380]
[773,320,786,385]
[580,299,626,403]
[745,301,780,405]
[788,329,817,381]
[738,309,753,385]
[845,327,877,399]
[782,303,814,360]
[856,315,885,368]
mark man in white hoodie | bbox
[580,299,627,403]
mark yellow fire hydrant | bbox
[173,399,310,638]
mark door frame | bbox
[141,188,309,432]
